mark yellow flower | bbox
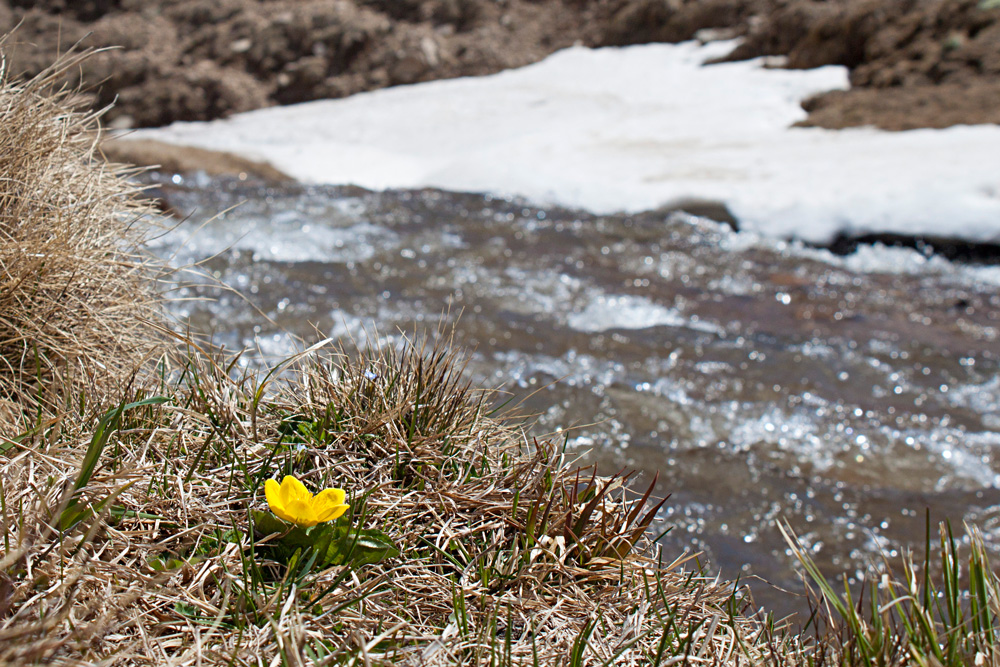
[265,475,348,528]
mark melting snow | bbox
[131,40,1000,244]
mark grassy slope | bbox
[1,337,779,665]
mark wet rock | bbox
[825,231,1000,264]
[642,198,739,231]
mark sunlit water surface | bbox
[150,174,1000,617]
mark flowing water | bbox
[151,173,1000,617]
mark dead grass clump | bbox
[1,335,786,665]
[0,47,163,431]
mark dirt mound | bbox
[1,0,997,132]
[0,0,591,128]
[719,0,1000,129]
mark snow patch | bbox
[130,40,1000,244]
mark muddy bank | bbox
[2,0,998,132]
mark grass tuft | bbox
[2,332,770,665]
[782,518,1000,667]
[0,41,166,435]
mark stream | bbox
[150,172,1000,617]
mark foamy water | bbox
[153,176,1000,614]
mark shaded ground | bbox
[1,0,998,131]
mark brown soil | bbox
[720,0,1000,130]
[101,138,291,180]
[1,0,996,133]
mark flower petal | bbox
[265,478,284,515]
[280,475,312,506]
[313,488,348,522]
[285,498,318,527]
[314,488,346,507]
[270,502,300,525]
[316,503,348,522]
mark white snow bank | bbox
[130,40,1000,244]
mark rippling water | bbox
[151,173,1000,616]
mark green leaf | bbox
[60,396,169,530]
[59,505,92,531]
[250,511,399,567]
[59,479,136,532]
[148,557,188,572]
[315,526,401,567]
[252,510,298,537]
[74,396,171,494]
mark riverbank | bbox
[2,0,998,132]
[0,55,760,664]
[5,43,1000,667]
[0,49,766,666]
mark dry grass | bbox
[0,337,789,665]
[0,43,164,433]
